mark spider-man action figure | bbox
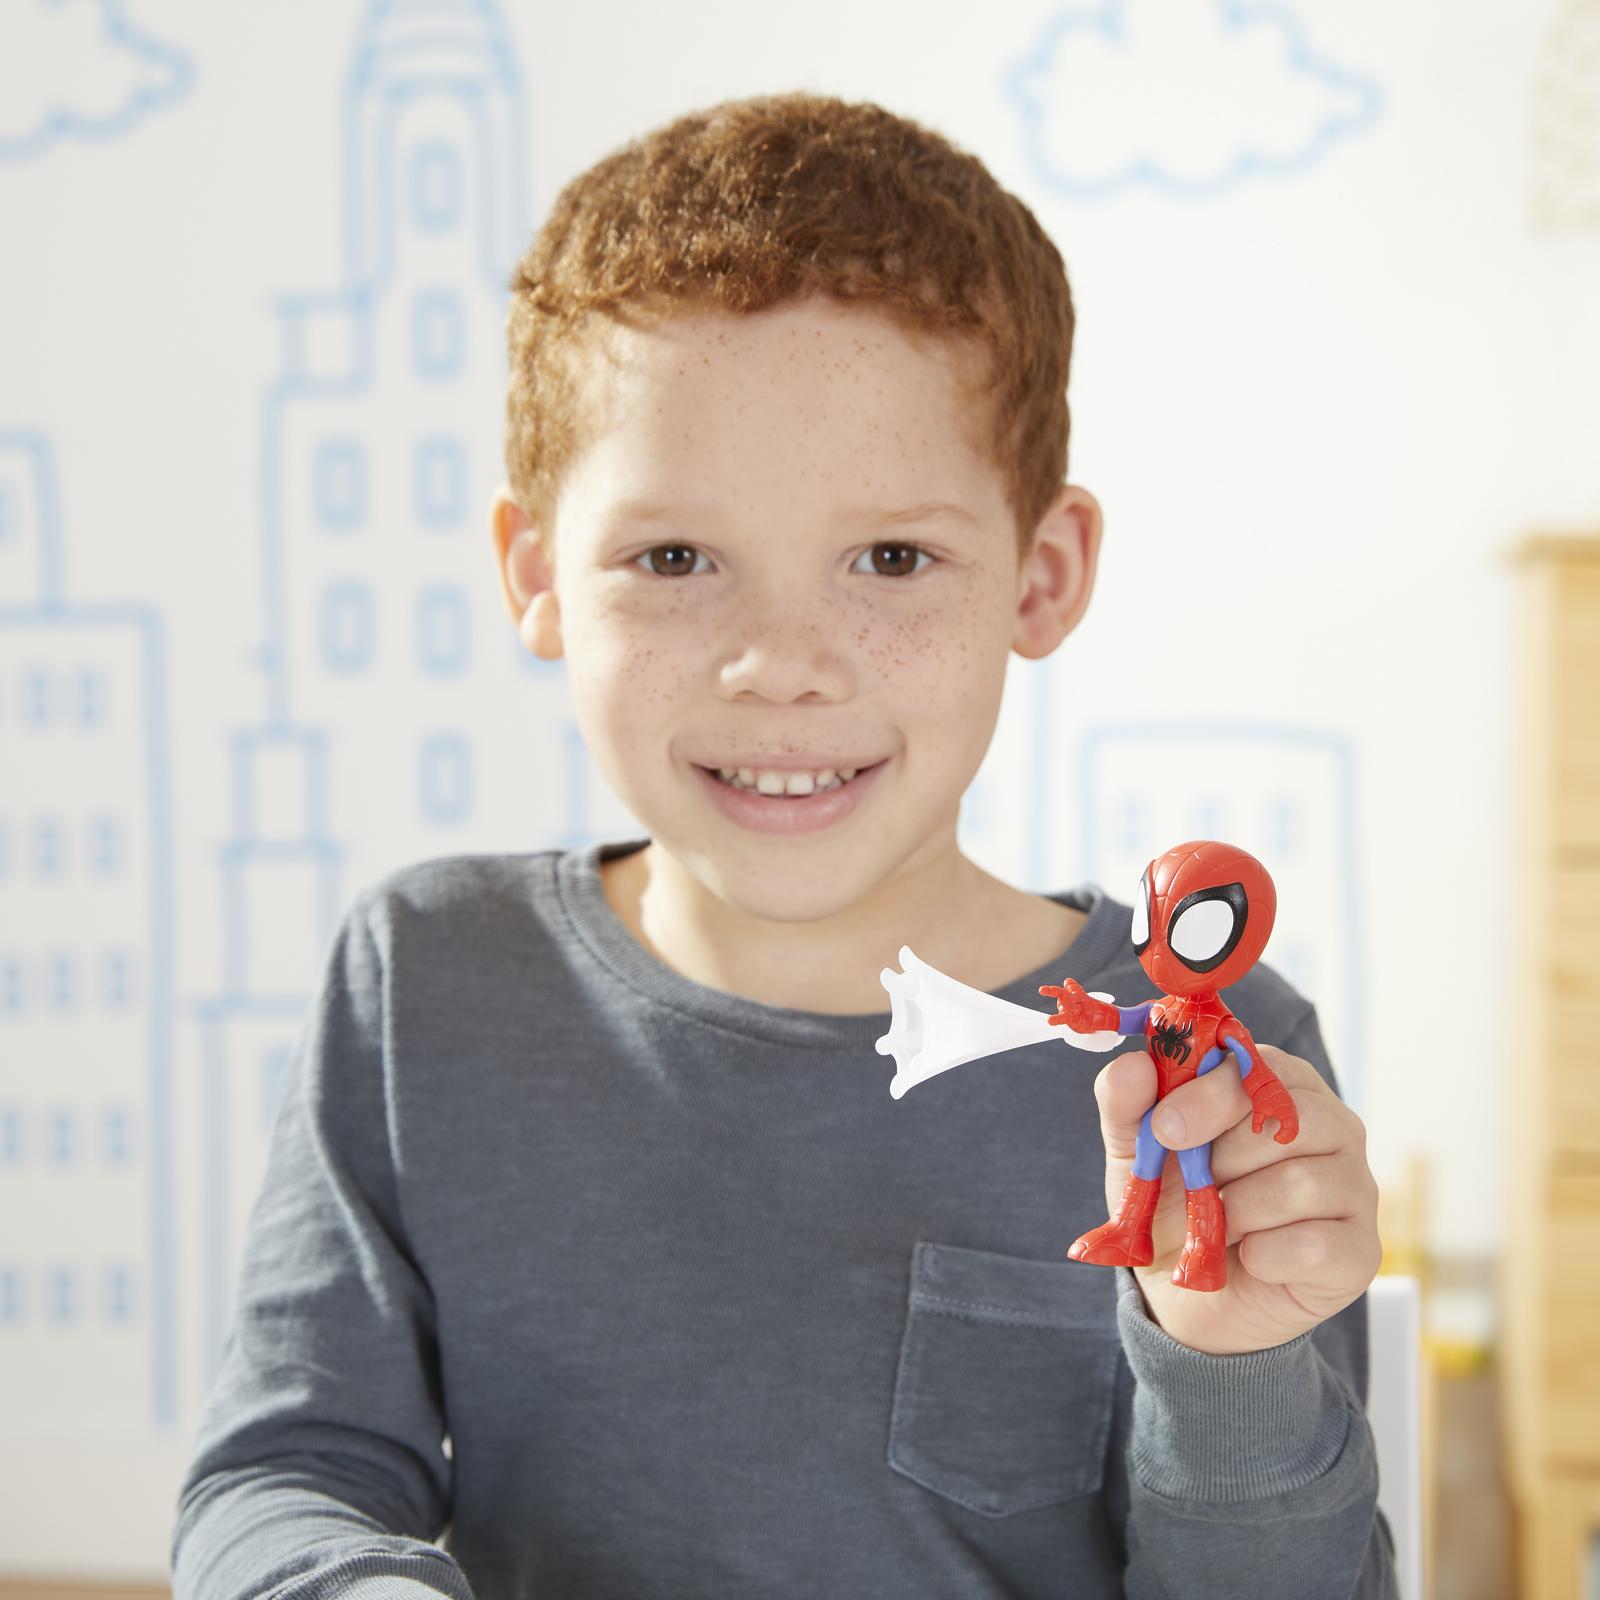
[1040,840,1300,1292]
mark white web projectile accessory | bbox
[875,945,1120,1100]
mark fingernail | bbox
[1155,1108,1186,1145]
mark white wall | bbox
[1,0,1595,1577]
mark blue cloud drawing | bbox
[1005,0,1383,200]
[0,0,193,161]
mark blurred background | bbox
[1,0,1597,1595]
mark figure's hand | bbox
[1086,1044,1381,1356]
[1241,1055,1300,1142]
[1039,978,1118,1034]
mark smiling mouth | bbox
[693,759,889,797]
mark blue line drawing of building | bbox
[192,0,627,1383]
[1074,720,1365,1108]
[0,1,193,162]
[1004,0,1383,201]
[0,430,178,1429]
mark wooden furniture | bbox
[0,1587,166,1599]
[1504,533,1600,1599]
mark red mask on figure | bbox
[1133,840,1276,997]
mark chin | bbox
[693,847,878,926]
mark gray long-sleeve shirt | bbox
[170,836,1399,1598]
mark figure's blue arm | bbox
[1222,1033,1254,1079]
[1117,1001,1154,1036]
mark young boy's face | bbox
[494,293,1100,926]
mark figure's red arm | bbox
[1220,1016,1299,1144]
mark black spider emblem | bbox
[1152,1017,1194,1065]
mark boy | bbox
[172,92,1396,1597]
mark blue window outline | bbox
[100,948,134,1010]
[0,1105,20,1166]
[320,580,376,675]
[1267,794,1303,856]
[104,1262,136,1323]
[0,957,21,1015]
[21,666,49,726]
[412,288,466,381]
[0,482,15,544]
[33,817,64,878]
[411,139,462,232]
[87,814,122,876]
[46,1264,77,1324]
[418,731,473,826]
[313,437,367,533]
[0,1268,21,1323]
[48,952,78,1012]
[48,1107,76,1166]
[417,584,471,678]
[76,667,106,726]
[102,1105,133,1165]
[414,435,467,529]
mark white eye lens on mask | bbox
[1168,898,1235,964]
[1131,874,1149,949]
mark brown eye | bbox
[640,544,705,577]
[857,542,931,577]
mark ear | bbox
[1011,483,1103,660]
[490,486,564,660]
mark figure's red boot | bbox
[1171,1183,1227,1292]
[1068,1174,1161,1267]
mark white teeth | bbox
[712,764,869,795]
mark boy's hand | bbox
[1086,1044,1382,1356]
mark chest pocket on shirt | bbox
[887,1239,1120,1518]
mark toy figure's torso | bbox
[1146,991,1232,1099]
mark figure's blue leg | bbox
[1176,1140,1214,1191]
[1132,1106,1167,1180]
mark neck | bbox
[603,836,1076,1015]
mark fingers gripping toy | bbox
[876,841,1299,1292]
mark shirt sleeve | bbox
[169,896,476,1600]
[1110,1003,1400,1599]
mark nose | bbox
[716,609,854,703]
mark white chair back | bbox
[1366,1275,1423,1600]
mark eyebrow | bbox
[604,499,981,530]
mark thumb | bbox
[1091,1049,1158,1205]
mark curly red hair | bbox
[504,91,1075,556]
